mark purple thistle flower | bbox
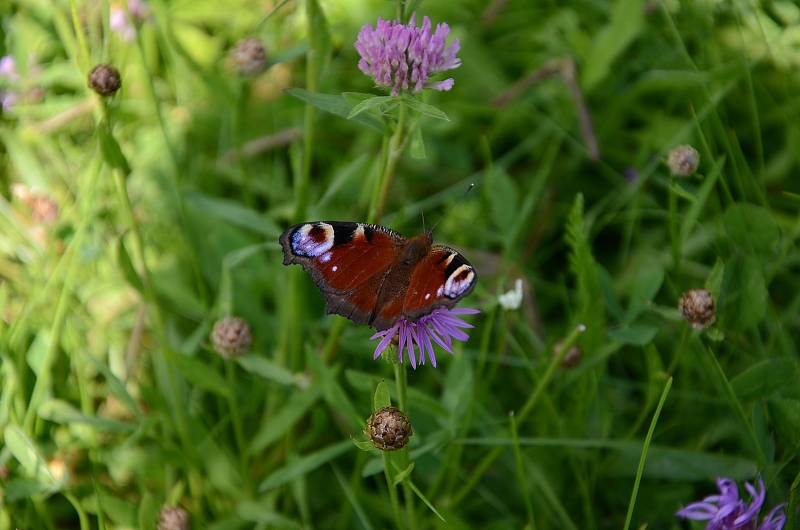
[676,478,786,530]
[370,307,479,369]
[355,13,461,96]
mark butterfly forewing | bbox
[279,221,403,323]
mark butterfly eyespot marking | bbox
[443,264,475,299]
[332,265,338,272]
[424,293,431,300]
[291,223,334,258]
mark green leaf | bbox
[347,95,392,119]
[722,256,768,328]
[97,121,131,173]
[373,380,391,411]
[732,359,798,401]
[117,236,144,293]
[170,354,231,398]
[768,398,800,448]
[237,355,296,386]
[624,260,664,322]
[306,349,362,429]
[582,0,646,90]
[185,192,281,237]
[286,88,384,132]
[723,204,780,257]
[392,462,415,486]
[3,425,60,489]
[486,169,519,230]
[410,124,426,159]
[236,501,302,528]
[608,325,658,346]
[38,399,134,432]
[403,97,450,121]
[259,441,351,491]
[406,477,446,522]
[250,386,321,453]
[351,437,376,452]
[681,157,724,244]
[705,258,725,300]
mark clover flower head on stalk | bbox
[370,307,479,369]
[355,13,461,96]
[676,477,786,530]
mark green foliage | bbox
[1,0,800,528]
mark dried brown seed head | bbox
[88,64,122,96]
[211,316,252,358]
[667,144,700,177]
[229,37,268,76]
[366,406,412,451]
[157,506,190,530]
[679,288,716,329]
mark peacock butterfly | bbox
[279,221,477,330]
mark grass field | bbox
[1,0,799,528]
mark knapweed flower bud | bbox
[88,64,121,96]
[679,288,716,329]
[554,340,581,369]
[157,506,190,530]
[211,316,252,358]
[366,406,412,451]
[667,144,699,177]
[229,37,268,76]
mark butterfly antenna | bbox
[429,182,475,236]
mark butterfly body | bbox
[279,221,476,330]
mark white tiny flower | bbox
[498,278,523,310]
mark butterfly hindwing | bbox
[279,221,404,323]
[400,245,477,321]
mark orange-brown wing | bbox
[279,221,403,325]
[401,245,477,321]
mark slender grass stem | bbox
[668,180,681,273]
[510,411,536,530]
[452,324,586,505]
[622,377,672,530]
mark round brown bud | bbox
[667,144,699,177]
[679,288,716,329]
[88,64,122,96]
[229,37,268,76]
[366,406,412,451]
[157,506,190,530]
[211,316,252,358]
[554,340,581,369]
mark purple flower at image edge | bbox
[676,478,786,530]
[355,13,461,96]
[371,307,479,369]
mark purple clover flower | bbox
[110,0,150,42]
[355,13,461,96]
[1,55,19,113]
[676,478,786,530]
[370,307,479,369]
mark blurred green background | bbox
[1,0,800,528]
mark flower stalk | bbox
[372,101,408,222]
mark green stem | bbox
[133,23,208,304]
[622,377,672,530]
[383,452,405,530]
[668,180,681,273]
[225,361,248,486]
[452,324,586,505]
[393,362,416,529]
[510,411,536,530]
[372,102,408,222]
[22,163,101,433]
